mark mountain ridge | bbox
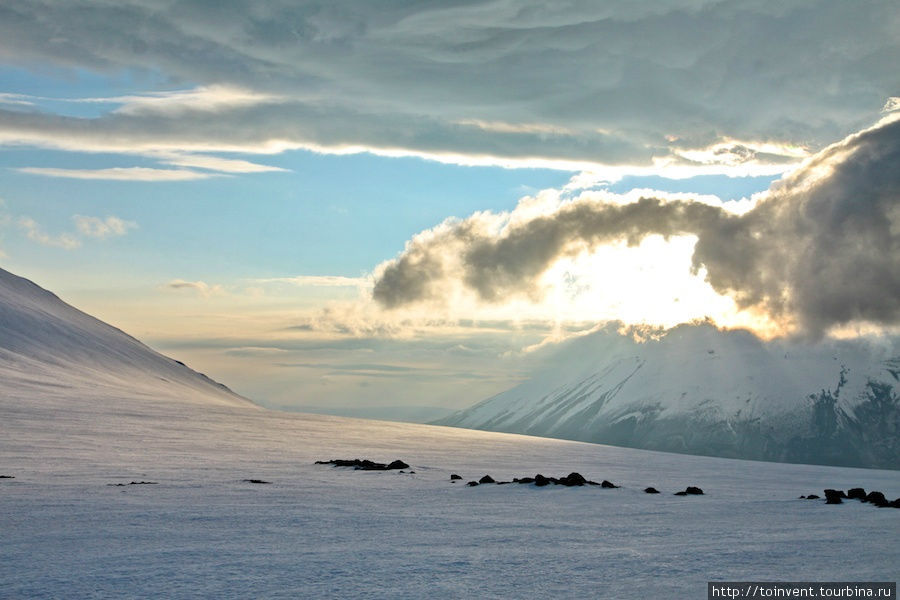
[437,323,900,469]
[0,267,254,408]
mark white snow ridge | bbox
[0,267,254,408]
[439,323,900,469]
[1,268,898,598]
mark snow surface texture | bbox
[2,399,898,599]
[439,324,900,469]
[0,267,254,408]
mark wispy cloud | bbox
[18,216,81,249]
[15,213,138,249]
[165,279,225,297]
[16,167,218,181]
[0,93,34,107]
[73,215,137,239]
[153,152,287,174]
[101,85,284,117]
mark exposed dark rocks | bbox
[815,487,899,508]
[462,471,625,489]
[865,491,888,507]
[674,491,688,496]
[558,472,587,486]
[0,475,14,479]
[315,458,409,471]
[601,480,620,489]
[674,486,704,496]
[645,487,660,494]
[805,494,820,500]
[242,479,271,484]
[466,481,479,487]
[847,487,867,500]
[107,481,158,486]
[824,489,845,504]
[450,474,462,480]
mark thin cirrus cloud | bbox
[16,167,219,181]
[4,86,289,179]
[0,1,898,177]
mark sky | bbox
[1,0,898,417]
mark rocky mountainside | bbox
[438,323,900,469]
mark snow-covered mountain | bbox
[438,323,900,469]
[0,267,253,408]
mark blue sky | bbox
[1,1,898,416]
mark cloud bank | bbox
[1,1,898,174]
[373,115,900,338]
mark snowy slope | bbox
[438,324,900,469]
[2,396,899,598]
[0,267,253,408]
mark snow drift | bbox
[0,267,253,408]
[438,323,900,469]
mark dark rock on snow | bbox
[865,491,888,507]
[601,480,620,489]
[847,488,867,500]
[107,481,158,486]
[479,475,496,484]
[450,474,462,480]
[466,481,479,487]
[824,489,845,504]
[242,479,271,484]
[644,487,660,494]
[315,458,409,471]
[558,472,587,486]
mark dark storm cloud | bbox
[373,116,900,337]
